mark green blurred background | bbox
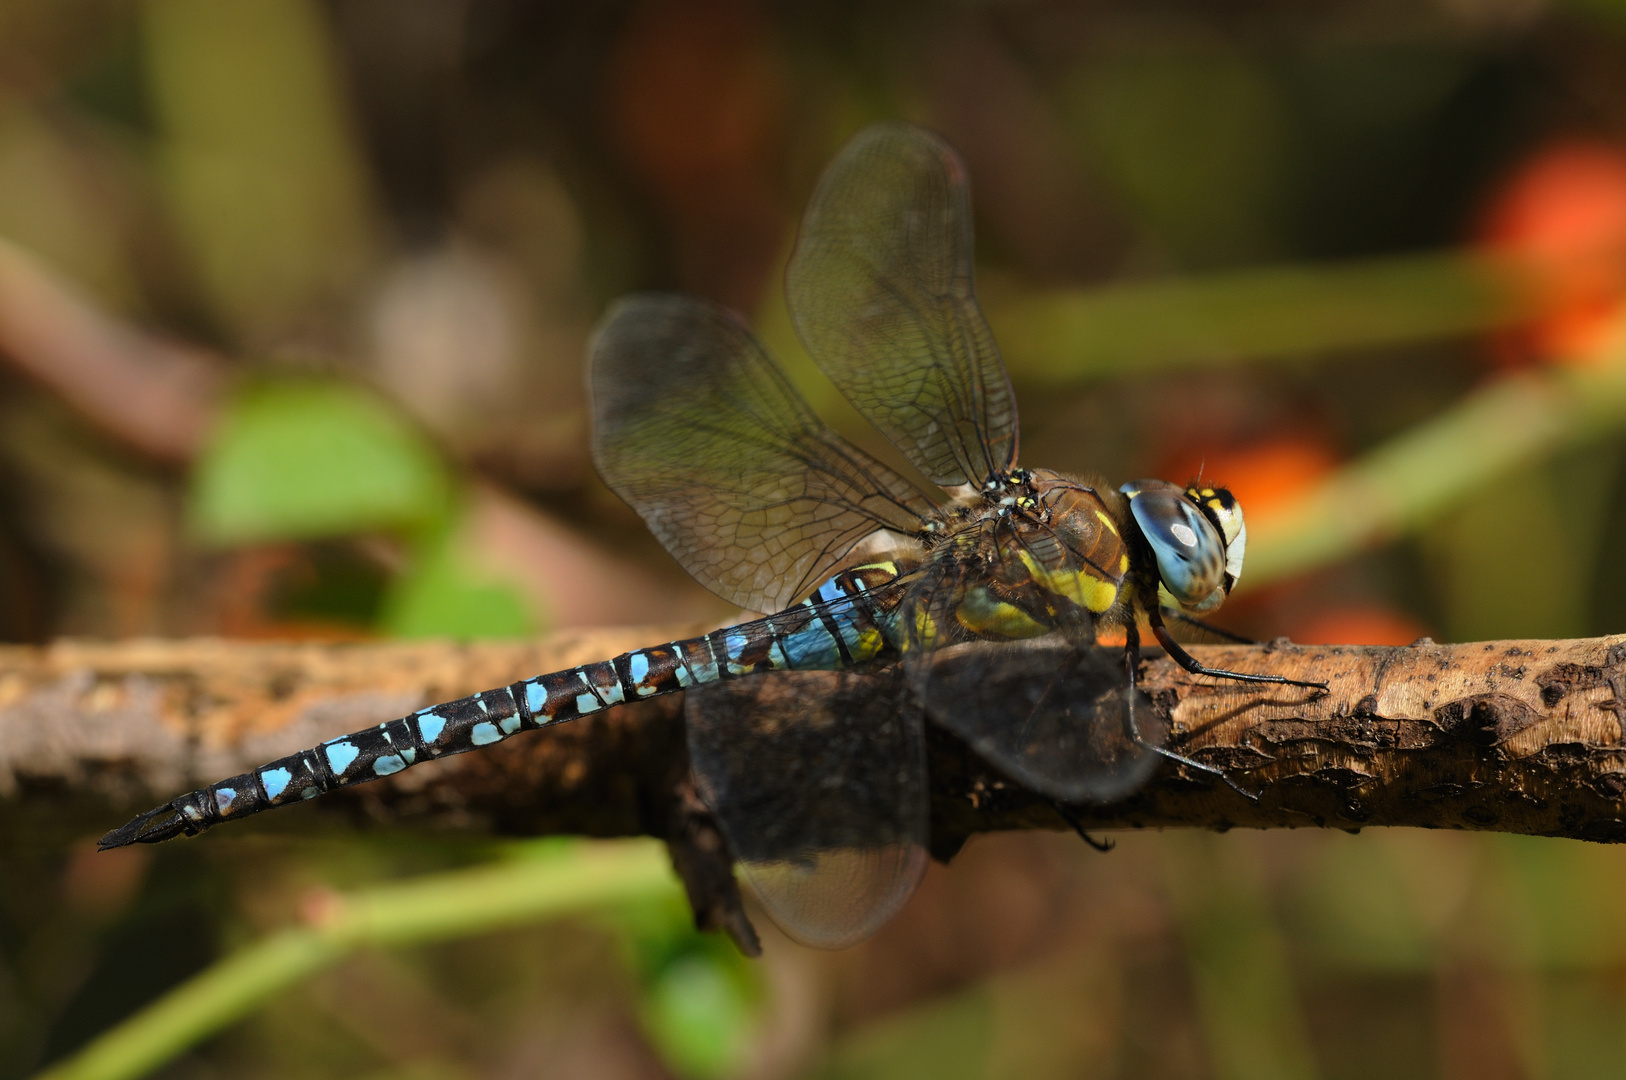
[6,1,1626,1077]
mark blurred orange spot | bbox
[299,887,345,928]
[1163,435,1340,529]
[1289,605,1429,646]
[608,0,782,202]
[63,841,151,921]
[212,546,376,641]
[1477,139,1626,365]
[604,0,787,307]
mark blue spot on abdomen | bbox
[260,767,292,800]
[323,739,360,776]
[416,712,446,745]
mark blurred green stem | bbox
[31,841,679,1080]
[1164,834,1321,1080]
[1423,448,1623,642]
[989,251,1527,379]
[1249,325,1626,586]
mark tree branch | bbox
[7,630,1626,846]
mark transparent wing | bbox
[686,667,928,950]
[901,521,1163,804]
[786,123,1018,490]
[591,294,934,613]
[923,637,1164,805]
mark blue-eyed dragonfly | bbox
[100,124,1323,949]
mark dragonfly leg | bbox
[1124,622,1261,803]
[1159,607,1255,645]
[1149,609,1328,692]
[1048,799,1114,852]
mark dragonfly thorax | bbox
[983,469,1136,620]
[980,466,1036,507]
[914,468,1035,548]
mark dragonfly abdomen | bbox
[98,562,907,848]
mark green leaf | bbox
[606,893,764,1080]
[637,944,762,1080]
[641,954,758,1080]
[379,519,537,639]
[191,380,451,543]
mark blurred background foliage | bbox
[5,0,1626,1077]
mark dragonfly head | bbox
[1119,480,1246,615]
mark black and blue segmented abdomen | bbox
[186,685,535,830]
[103,563,905,847]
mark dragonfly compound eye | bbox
[1186,484,1247,594]
[1121,480,1227,611]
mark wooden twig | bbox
[6,631,1626,854]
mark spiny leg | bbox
[1149,609,1328,692]
[1160,607,1256,646]
[1123,622,1260,803]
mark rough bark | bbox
[7,630,1626,850]
[10,630,1626,951]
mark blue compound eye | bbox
[1121,480,1227,610]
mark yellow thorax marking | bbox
[1016,549,1119,614]
[955,586,1047,640]
[907,604,938,652]
[1094,508,1119,536]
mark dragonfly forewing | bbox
[787,123,1017,491]
[591,293,932,614]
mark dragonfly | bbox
[100,123,1323,949]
